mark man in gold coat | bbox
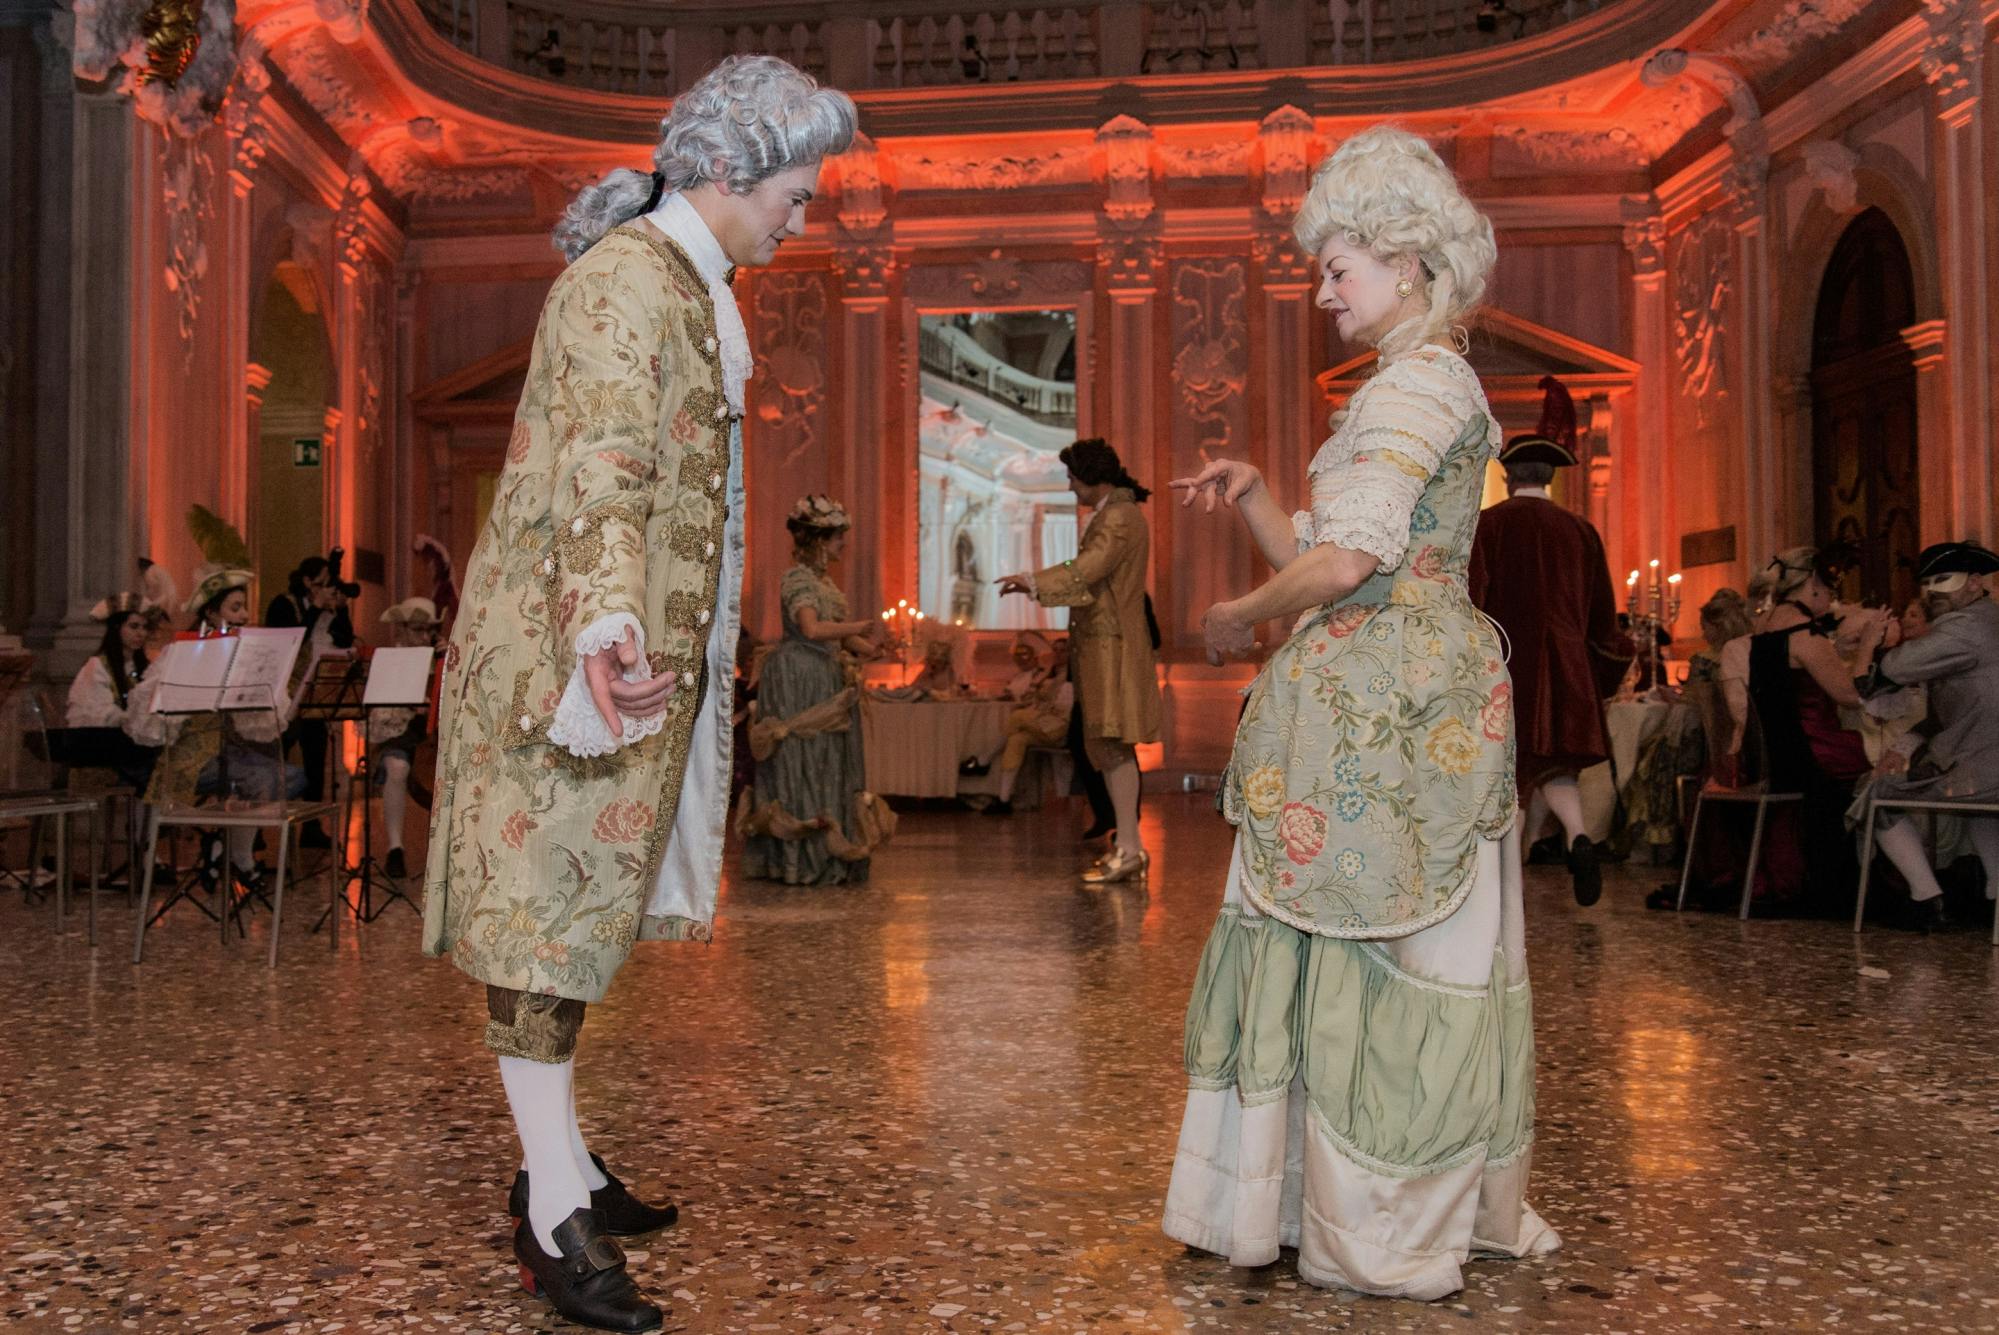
[419,56,855,1331]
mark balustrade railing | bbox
[410,0,1621,94]
[921,323,1077,422]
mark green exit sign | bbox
[292,437,322,468]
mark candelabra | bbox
[879,599,927,683]
[1622,559,1683,695]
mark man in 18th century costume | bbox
[1468,377,1631,906]
[1850,541,1999,930]
[421,57,854,1331]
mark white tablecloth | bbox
[1580,698,1698,840]
[862,698,1013,798]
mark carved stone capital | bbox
[246,361,273,408]
[1622,214,1666,275]
[334,160,373,274]
[1252,226,1315,288]
[838,243,896,303]
[1097,228,1162,293]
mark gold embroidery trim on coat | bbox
[554,501,649,575]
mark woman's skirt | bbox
[1162,827,1558,1299]
[742,638,869,887]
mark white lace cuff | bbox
[1291,509,1316,556]
[546,613,669,758]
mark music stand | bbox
[314,646,431,934]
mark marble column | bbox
[18,19,73,648]
[330,164,370,555]
[1253,106,1317,500]
[1726,150,1776,574]
[219,70,270,534]
[46,92,141,674]
[837,242,894,615]
[1922,0,1991,544]
[1620,209,1668,582]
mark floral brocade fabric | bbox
[1221,347,1515,939]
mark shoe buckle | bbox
[577,1236,626,1276]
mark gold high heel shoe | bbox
[1082,847,1149,884]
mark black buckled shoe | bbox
[510,1153,679,1238]
[514,1208,662,1332]
[1567,835,1603,907]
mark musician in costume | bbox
[370,597,439,880]
[419,55,855,1332]
[1467,378,1631,905]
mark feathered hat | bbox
[183,504,256,615]
[1499,375,1580,468]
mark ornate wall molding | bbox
[1170,259,1248,453]
[893,147,1092,191]
[1622,213,1666,275]
[836,132,887,236]
[1256,105,1313,221]
[903,255,1092,305]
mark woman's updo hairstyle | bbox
[1292,125,1497,362]
[1767,546,1820,603]
[1058,438,1150,503]
[554,55,858,262]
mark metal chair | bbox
[0,688,102,938]
[1853,794,1999,945]
[131,692,341,968]
[1674,782,1805,919]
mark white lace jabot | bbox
[642,191,751,414]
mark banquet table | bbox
[861,697,1014,799]
[1579,697,1701,842]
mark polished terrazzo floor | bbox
[4,793,1998,1333]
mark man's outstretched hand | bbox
[583,627,676,739]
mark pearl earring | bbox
[1395,277,1415,297]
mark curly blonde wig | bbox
[1292,126,1497,362]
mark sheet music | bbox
[150,638,238,714]
[364,647,436,707]
[219,627,306,712]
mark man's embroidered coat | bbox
[421,223,740,1002]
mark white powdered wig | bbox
[1293,126,1497,362]
[553,54,858,262]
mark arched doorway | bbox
[251,266,333,610]
[1811,207,1919,607]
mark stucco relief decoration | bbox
[71,0,243,135]
[1671,215,1732,428]
[839,244,894,303]
[310,0,369,44]
[1171,260,1248,453]
[964,250,1024,299]
[1919,0,1984,106]
[1159,139,1251,179]
[334,158,372,273]
[356,263,387,456]
[1098,232,1162,291]
[1500,126,1643,171]
[1716,0,1873,73]
[1097,115,1155,226]
[160,132,215,347]
[749,273,827,467]
[1802,140,1861,215]
[893,148,1090,192]
[222,48,270,190]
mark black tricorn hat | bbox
[1498,434,1578,468]
[1917,541,1999,579]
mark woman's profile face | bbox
[1900,599,1930,640]
[1315,238,1411,348]
[714,161,823,269]
[117,613,148,654]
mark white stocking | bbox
[1522,786,1550,847]
[569,1078,609,1189]
[996,764,1020,804]
[1875,819,1943,903]
[499,1056,590,1252]
[1540,775,1586,844]
[227,827,256,871]
[381,755,409,852]
[1969,818,1999,901]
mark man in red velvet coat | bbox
[1469,379,1632,906]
